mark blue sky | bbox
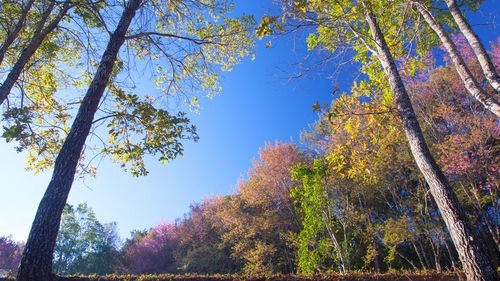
[0,0,499,242]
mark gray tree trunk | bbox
[445,0,500,94]
[0,0,35,66]
[363,5,498,281]
[413,1,500,118]
[15,0,142,280]
[0,0,72,106]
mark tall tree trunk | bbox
[15,0,142,280]
[412,241,428,270]
[444,0,500,94]
[0,0,72,106]
[427,233,442,273]
[363,5,498,281]
[0,0,35,66]
[412,1,500,118]
[443,233,459,272]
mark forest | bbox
[0,0,499,281]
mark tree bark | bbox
[0,0,35,66]
[15,0,142,280]
[445,0,500,94]
[412,1,500,118]
[0,0,72,106]
[363,5,498,281]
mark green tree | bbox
[16,0,254,280]
[0,0,35,65]
[0,0,103,177]
[0,0,76,105]
[53,203,120,275]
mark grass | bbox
[1,272,465,281]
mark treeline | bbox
[1,0,499,279]
[3,35,496,277]
[114,35,498,276]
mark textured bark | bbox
[363,5,498,281]
[445,0,500,94]
[0,0,35,66]
[0,0,72,106]
[413,1,500,118]
[15,0,142,280]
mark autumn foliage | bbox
[107,35,499,275]
[3,36,498,278]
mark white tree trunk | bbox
[413,1,500,118]
[445,0,500,94]
[363,4,497,281]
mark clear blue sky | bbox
[0,0,498,243]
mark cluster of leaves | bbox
[1,0,256,178]
[101,89,198,177]
[0,0,93,174]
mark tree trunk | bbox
[372,239,380,273]
[0,0,72,106]
[478,225,500,270]
[363,5,498,281]
[445,0,500,94]
[0,0,35,66]
[412,1,500,118]
[443,233,459,272]
[412,241,428,270]
[15,1,142,280]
